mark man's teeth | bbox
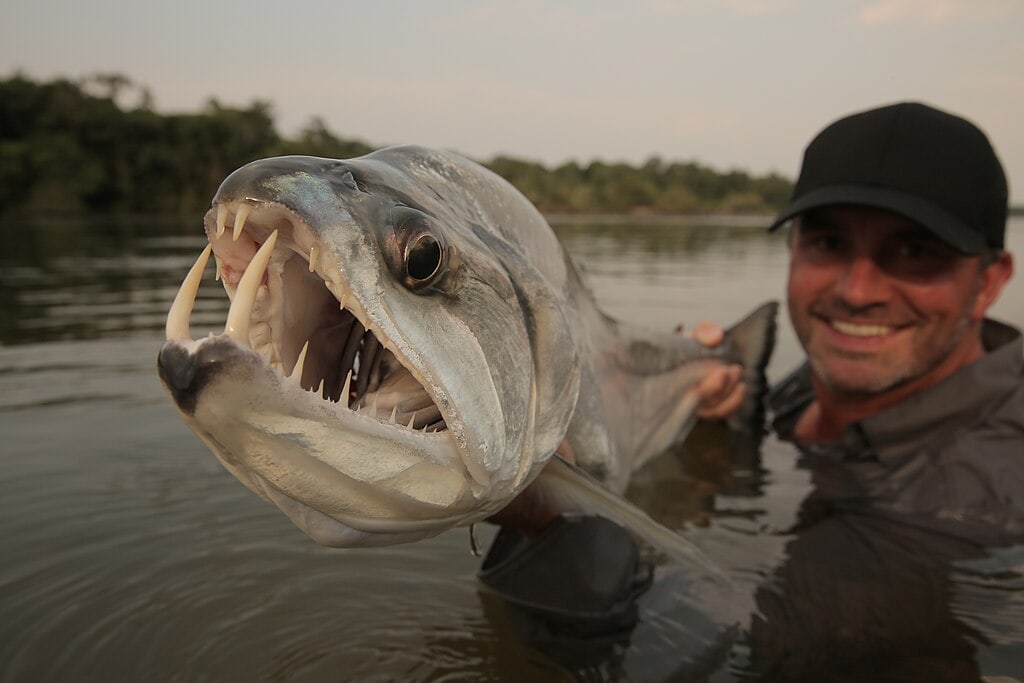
[831,320,895,337]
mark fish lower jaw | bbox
[250,474,461,547]
[176,333,464,469]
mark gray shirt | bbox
[769,319,1024,545]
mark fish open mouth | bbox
[165,200,451,437]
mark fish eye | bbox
[406,233,443,284]
[389,206,447,291]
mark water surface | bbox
[1,215,1022,681]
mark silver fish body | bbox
[157,146,775,558]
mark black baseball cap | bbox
[768,102,1008,254]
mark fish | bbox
[157,145,776,572]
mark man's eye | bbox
[896,241,940,260]
[882,240,958,280]
[800,232,844,255]
[812,235,842,251]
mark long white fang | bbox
[389,405,398,424]
[289,341,310,385]
[309,246,319,273]
[166,244,213,341]
[232,204,251,241]
[213,255,222,282]
[224,230,278,344]
[341,369,352,407]
[216,205,228,238]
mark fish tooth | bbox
[165,244,213,341]
[213,255,222,282]
[232,204,251,241]
[338,291,346,311]
[317,378,326,398]
[356,332,381,398]
[224,229,278,344]
[415,405,442,427]
[341,369,353,408]
[338,321,364,396]
[216,205,228,238]
[289,340,310,386]
[407,412,417,429]
[389,405,398,424]
[309,245,318,273]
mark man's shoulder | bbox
[970,317,1024,420]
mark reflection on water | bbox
[1,215,1022,680]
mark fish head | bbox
[157,148,580,546]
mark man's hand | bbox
[684,321,746,421]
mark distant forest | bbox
[0,73,793,217]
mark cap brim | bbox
[767,184,987,255]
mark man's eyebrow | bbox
[892,227,943,243]
[795,215,841,232]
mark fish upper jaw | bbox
[157,198,520,538]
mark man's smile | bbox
[828,320,897,338]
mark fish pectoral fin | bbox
[528,456,732,588]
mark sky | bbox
[2,0,1022,202]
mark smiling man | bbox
[766,102,1022,540]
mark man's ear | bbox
[973,251,1014,320]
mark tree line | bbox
[0,73,792,216]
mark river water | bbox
[1,215,1022,681]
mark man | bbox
[759,102,1021,541]
[737,102,1022,679]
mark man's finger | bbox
[692,321,725,347]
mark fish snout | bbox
[157,338,245,415]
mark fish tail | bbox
[723,301,778,432]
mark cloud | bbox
[856,0,1016,26]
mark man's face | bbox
[787,206,1002,397]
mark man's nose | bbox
[836,256,891,307]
